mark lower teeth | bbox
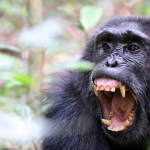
[102,108,136,132]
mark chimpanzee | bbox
[42,16,150,150]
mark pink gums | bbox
[94,77,121,88]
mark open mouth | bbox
[94,77,137,132]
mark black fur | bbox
[42,16,150,150]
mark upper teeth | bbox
[100,85,104,90]
[111,87,116,92]
[120,85,126,98]
[94,84,128,98]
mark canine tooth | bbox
[120,126,124,131]
[125,120,131,128]
[120,85,126,98]
[94,84,98,96]
[102,119,112,126]
[129,116,133,121]
[105,86,110,91]
[108,125,113,130]
[111,87,116,92]
[99,85,104,91]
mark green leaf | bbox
[141,5,150,15]
[13,73,36,86]
[80,5,103,30]
[4,80,23,89]
[50,60,95,72]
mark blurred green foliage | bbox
[50,60,95,72]
[80,6,103,30]
[141,5,150,16]
[0,1,103,149]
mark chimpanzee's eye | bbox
[102,43,111,51]
[128,45,139,51]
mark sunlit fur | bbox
[43,16,150,150]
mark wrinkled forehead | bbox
[96,22,149,42]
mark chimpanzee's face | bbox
[92,23,150,144]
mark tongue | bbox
[111,90,136,121]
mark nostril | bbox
[106,61,109,67]
[111,61,118,67]
[106,60,118,67]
